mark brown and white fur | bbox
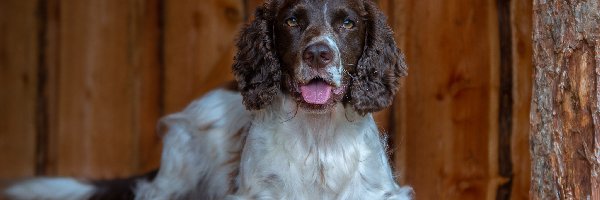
[5,0,412,199]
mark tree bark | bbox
[531,0,600,199]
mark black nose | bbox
[303,43,333,68]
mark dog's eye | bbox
[342,19,355,29]
[286,17,299,27]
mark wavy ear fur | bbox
[232,2,280,110]
[350,1,408,115]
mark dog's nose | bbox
[303,43,333,68]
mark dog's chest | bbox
[237,113,369,198]
[261,136,360,189]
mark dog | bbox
[5,0,412,199]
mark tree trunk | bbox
[531,0,600,199]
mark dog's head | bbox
[233,0,407,115]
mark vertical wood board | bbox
[394,0,499,199]
[128,0,163,174]
[163,0,244,114]
[0,0,39,179]
[48,0,137,178]
[510,0,532,199]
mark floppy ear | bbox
[232,2,280,110]
[349,1,408,115]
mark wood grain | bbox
[393,0,500,199]
[510,0,532,199]
[128,0,163,174]
[0,0,39,179]
[46,0,137,178]
[163,0,244,114]
[40,0,164,178]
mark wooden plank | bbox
[45,0,163,177]
[392,0,499,199]
[46,0,137,178]
[509,0,532,199]
[45,0,164,178]
[163,0,244,114]
[0,0,39,179]
[129,0,163,174]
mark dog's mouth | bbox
[298,78,345,105]
[300,79,332,104]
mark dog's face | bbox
[274,0,366,111]
[233,0,407,115]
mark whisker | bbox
[344,69,357,79]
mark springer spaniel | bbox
[5,0,412,199]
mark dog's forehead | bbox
[275,0,366,16]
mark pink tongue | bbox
[300,81,332,104]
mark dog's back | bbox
[4,88,251,200]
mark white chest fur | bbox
[230,97,410,200]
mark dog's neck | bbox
[253,94,372,147]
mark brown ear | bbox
[232,2,280,110]
[349,1,407,115]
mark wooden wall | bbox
[0,0,532,199]
[388,0,532,199]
